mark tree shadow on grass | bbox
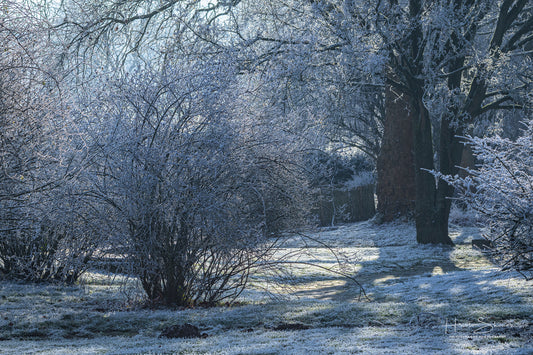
[280,222,532,352]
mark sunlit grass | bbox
[0,221,531,354]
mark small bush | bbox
[0,196,102,283]
[306,151,374,187]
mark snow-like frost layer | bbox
[1,221,531,354]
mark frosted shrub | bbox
[445,120,533,279]
[0,206,99,283]
[0,5,99,283]
[95,60,310,306]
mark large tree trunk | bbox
[412,97,454,245]
[417,33,468,244]
[407,0,451,245]
[376,81,416,221]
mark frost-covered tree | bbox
[370,0,533,243]
[247,0,533,243]
[223,0,533,243]
[443,119,533,279]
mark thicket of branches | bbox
[444,119,533,279]
[82,56,314,306]
[0,2,104,283]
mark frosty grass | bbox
[1,221,532,354]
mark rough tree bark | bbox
[412,99,455,245]
[376,80,416,222]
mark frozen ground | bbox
[1,220,532,354]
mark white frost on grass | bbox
[1,326,531,354]
[1,220,532,354]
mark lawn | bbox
[1,221,532,354]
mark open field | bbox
[1,221,532,354]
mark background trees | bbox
[227,0,533,244]
[240,0,533,245]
